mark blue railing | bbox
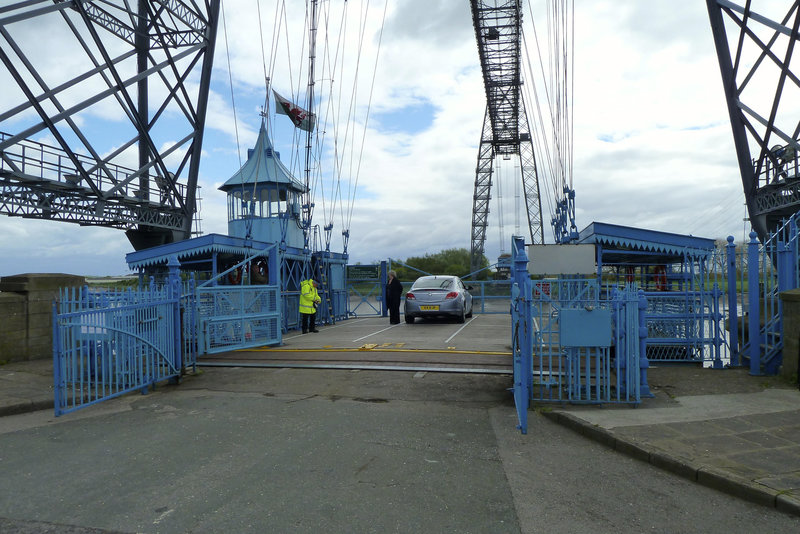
[643,289,725,366]
[196,285,281,353]
[467,280,512,314]
[731,214,800,375]
[509,236,649,434]
[525,278,646,405]
[53,283,182,416]
[0,131,186,201]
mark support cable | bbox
[345,0,388,238]
[221,2,242,168]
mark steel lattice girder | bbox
[470,0,544,270]
[0,179,185,229]
[0,0,220,248]
[471,0,522,148]
[754,180,800,215]
[707,0,800,240]
[470,108,495,270]
[518,107,544,245]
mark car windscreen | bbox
[411,278,453,290]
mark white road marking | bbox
[445,315,478,343]
[352,323,401,342]
[285,318,373,339]
[153,508,175,524]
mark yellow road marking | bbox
[241,346,511,356]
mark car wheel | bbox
[405,315,415,324]
[466,304,473,318]
[456,306,465,323]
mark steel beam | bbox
[0,0,220,249]
[707,0,800,240]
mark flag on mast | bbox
[273,90,315,132]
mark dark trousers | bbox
[389,305,400,324]
[301,312,316,333]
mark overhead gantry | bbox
[469,0,544,272]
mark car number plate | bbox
[420,305,439,311]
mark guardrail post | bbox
[726,235,740,366]
[778,242,794,293]
[638,289,653,398]
[711,283,724,369]
[167,255,182,378]
[612,287,627,399]
[187,273,197,372]
[791,217,800,289]
[52,297,63,416]
[747,231,761,375]
[511,236,531,434]
[379,260,388,317]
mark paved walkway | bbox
[543,365,800,516]
[2,354,800,518]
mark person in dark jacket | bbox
[385,270,403,325]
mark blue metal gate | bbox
[53,256,281,414]
[643,289,725,366]
[195,285,281,353]
[346,263,385,317]
[510,237,650,434]
[53,283,182,416]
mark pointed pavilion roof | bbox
[218,120,306,193]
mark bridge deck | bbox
[200,314,513,374]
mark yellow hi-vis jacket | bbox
[299,279,320,315]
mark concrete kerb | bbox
[541,410,800,518]
[777,493,800,517]
[649,449,698,480]
[696,466,778,508]
[0,399,53,418]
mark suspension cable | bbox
[520,0,574,234]
[221,1,241,169]
[346,0,388,232]
[226,0,386,253]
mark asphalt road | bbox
[1,367,798,534]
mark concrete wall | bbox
[0,274,85,363]
[779,289,800,385]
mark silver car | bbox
[404,275,474,324]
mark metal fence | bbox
[53,256,282,415]
[195,285,281,354]
[643,289,725,366]
[346,263,384,317]
[468,280,512,314]
[522,278,645,405]
[730,215,800,375]
[509,237,650,434]
[53,283,182,416]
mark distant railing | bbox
[0,131,186,203]
[466,280,512,314]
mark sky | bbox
[0,0,787,277]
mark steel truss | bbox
[707,0,800,240]
[469,0,543,271]
[0,0,220,249]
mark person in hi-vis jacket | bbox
[299,279,321,333]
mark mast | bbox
[303,0,319,251]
